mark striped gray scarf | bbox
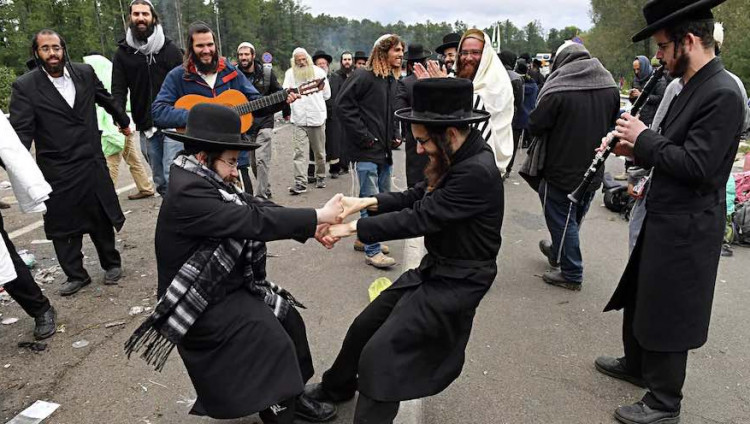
[124,155,304,371]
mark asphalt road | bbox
[1,123,748,424]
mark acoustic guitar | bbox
[174,78,325,133]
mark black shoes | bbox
[59,277,91,296]
[303,382,355,403]
[615,401,680,424]
[539,240,560,268]
[33,306,57,340]
[290,183,308,195]
[542,270,582,291]
[104,267,123,285]
[295,392,337,422]
[594,356,646,388]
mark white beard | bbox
[293,65,315,83]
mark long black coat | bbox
[325,70,345,162]
[155,166,317,418]
[395,74,429,188]
[356,129,504,401]
[605,58,745,352]
[9,64,129,239]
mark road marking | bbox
[394,237,426,424]
[8,183,137,240]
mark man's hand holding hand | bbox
[316,193,345,224]
[327,221,358,239]
[338,196,377,221]
[315,224,339,249]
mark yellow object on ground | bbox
[368,277,393,302]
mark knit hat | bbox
[237,42,255,54]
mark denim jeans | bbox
[140,131,184,197]
[538,179,594,282]
[356,162,392,256]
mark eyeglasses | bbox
[216,157,239,169]
[414,136,432,145]
[459,49,482,58]
[38,45,63,54]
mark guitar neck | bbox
[234,89,293,117]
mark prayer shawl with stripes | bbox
[124,155,304,371]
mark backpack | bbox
[602,172,634,215]
[733,201,750,245]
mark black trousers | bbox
[1,215,50,318]
[322,288,409,421]
[506,128,523,174]
[51,204,121,282]
[353,394,400,424]
[623,303,687,412]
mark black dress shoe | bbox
[60,277,91,296]
[303,382,354,403]
[595,356,646,388]
[33,306,57,340]
[615,401,680,424]
[539,240,560,267]
[542,270,582,291]
[104,267,123,285]
[295,392,337,422]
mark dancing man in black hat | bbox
[595,1,745,423]
[435,32,460,74]
[304,78,504,423]
[126,103,344,423]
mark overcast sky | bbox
[300,0,594,34]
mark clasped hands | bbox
[413,61,448,79]
[314,195,378,249]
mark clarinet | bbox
[567,66,665,204]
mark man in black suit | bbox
[9,29,130,296]
[596,1,745,423]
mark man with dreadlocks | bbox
[126,103,341,423]
[305,78,504,423]
[9,29,131,296]
[335,34,404,269]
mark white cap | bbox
[237,42,255,54]
[373,34,394,48]
[714,22,724,48]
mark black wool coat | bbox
[336,68,399,165]
[111,37,183,131]
[395,74,429,188]
[356,129,504,401]
[155,166,317,418]
[325,70,345,161]
[9,64,130,239]
[605,58,745,352]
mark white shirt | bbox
[200,72,218,89]
[283,65,331,127]
[44,66,76,108]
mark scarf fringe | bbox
[124,321,176,372]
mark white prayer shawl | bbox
[465,32,515,175]
[0,111,52,214]
[0,110,52,285]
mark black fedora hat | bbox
[353,50,369,61]
[312,49,332,64]
[395,78,490,125]
[632,0,727,42]
[405,44,432,61]
[435,33,461,55]
[163,103,259,151]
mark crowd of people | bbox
[1,0,749,423]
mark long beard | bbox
[457,56,479,80]
[293,65,315,82]
[194,51,219,74]
[669,47,689,79]
[129,21,155,42]
[42,56,65,76]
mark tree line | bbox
[1,0,747,110]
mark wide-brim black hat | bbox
[163,103,260,151]
[312,50,332,64]
[435,33,461,55]
[395,78,490,125]
[405,44,432,61]
[632,0,727,42]
[353,50,369,60]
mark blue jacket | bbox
[152,58,260,129]
[518,78,539,129]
